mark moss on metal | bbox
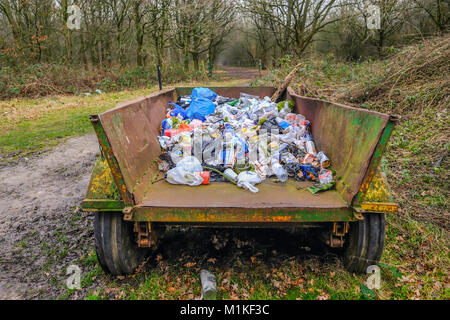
[85,157,121,200]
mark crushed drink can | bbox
[316,152,331,168]
[302,153,315,164]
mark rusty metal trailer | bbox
[81,86,399,275]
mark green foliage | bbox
[360,284,376,300]
[0,63,210,100]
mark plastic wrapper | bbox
[302,153,315,164]
[251,160,271,179]
[158,136,171,149]
[299,164,319,181]
[318,169,333,185]
[308,182,335,194]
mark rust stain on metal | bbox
[90,115,134,205]
[361,202,398,213]
[270,216,292,222]
[131,206,355,223]
[353,120,397,206]
[286,87,390,204]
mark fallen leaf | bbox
[317,293,330,300]
[184,262,196,268]
[416,263,424,273]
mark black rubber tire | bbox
[343,213,385,273]
[94,212,149,275]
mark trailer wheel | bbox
[343,213,385,273]
[94,212,149,275]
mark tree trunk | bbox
[192,52,199,71]
[134,1,144,66]
[378,29,384,58]
[183,43,189,70]
[98,40,103,68]
[80,31,88,70]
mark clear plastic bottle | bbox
[271,158,288,182]
[200,270,217,300]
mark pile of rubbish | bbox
[158,87,334,193]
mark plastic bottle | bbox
[223,168,238,182]
[200,269,217,300]
[271,158,288,182]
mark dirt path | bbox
[217,65,268,80]
[0,135,99,299]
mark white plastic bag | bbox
[165,156,204,186]
[237,171,262,193]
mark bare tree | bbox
[412,0,449,32]
[146,0,171,67]
[244,0,340,57]
[376,0,406,57]
[206,0,235,69]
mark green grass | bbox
[0,78,250,160]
